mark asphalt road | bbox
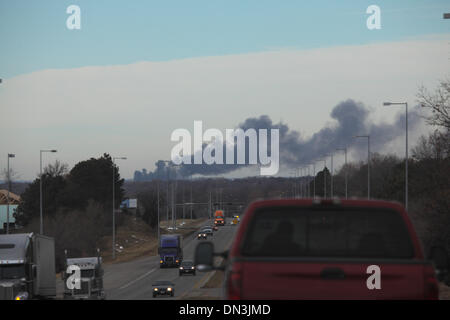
[57,219,238,300]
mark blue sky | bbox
[1,1,449,180]
[1,0,449,79]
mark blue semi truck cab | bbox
[158,234,183,268]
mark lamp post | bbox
[40,149,57,235]
[157,180,160,242]
[112,156,126,260]
[353,135,370,199]
[383,101,408,210]
[6,154,15,234]
[336,148,348,199]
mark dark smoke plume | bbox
[134,99,421,180]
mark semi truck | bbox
[62,249,105,300]
[0,233,56,300]
[214,210,225,226]
[158,234,183,268]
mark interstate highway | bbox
[56,219,238,300]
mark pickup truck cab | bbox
[195,199,450,300]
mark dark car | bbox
[201,227,213,236]
[195,198,450,300]
[197,232,207,240]
[152,280,175,298]
[179,260,196,276]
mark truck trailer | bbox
[0,233,56,300]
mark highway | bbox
[57,219,238,300]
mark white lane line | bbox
[119,268,156,290]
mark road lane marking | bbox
[119,268,156,290]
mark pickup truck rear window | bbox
[241,206,415,259]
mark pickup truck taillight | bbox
[226,262,243,300]
[423,265,439,300]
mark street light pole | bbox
[354,135,370,199]
[112,156,126,260]
[383,101,408,210]
[190,176,193,220]
[6,154,15,234]
[157,180,160,242]
[40,149,57,235]
[336,148,348,199]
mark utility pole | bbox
[182,181,185,224]
[6,154,15,234]
[209,189,212,220]
[172,180,176,229]
[190,177,193,220]
[157,181,160,242]
[166,166,169,224]
[330,154,333,197]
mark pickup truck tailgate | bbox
[240,260,426,299]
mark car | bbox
[179,260,196,276]
[201,227,213,236]
[195,198,450,300]
[152,281,175,298]
[197,232,207,240]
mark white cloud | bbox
[1,35,449,180]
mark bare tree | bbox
[1,168,19,189]
[43,160,69,177]
[417,78,450,130]
[412,130,450,161]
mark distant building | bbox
[0,205,18,231]
[0,189,20,205]
[0,189,21,231]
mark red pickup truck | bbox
[195,199,450,300]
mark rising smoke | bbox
[134,99,421,181]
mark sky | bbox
[0,0,449,180]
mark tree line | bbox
[13,153,125,270]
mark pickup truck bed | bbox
[224,199,439,300]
